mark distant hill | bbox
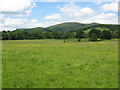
[16,27,44,32]
[45,22,100,32]
[15,22,119,32]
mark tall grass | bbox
[2,39,118,88]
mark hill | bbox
[45,22,99,32]
[13,22,119,32]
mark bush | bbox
[78,38,81,42]
[88,28,101,41]
[101,30,112,40]
[89,33,97,41]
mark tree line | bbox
[1,27,119,41]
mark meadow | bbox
[2,39,118,88]
[0,40,2,89]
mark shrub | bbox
[78,38,81,42]
[101,30,112,40]
[89,33,97,41]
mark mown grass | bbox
[2,39,118,88]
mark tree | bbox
[65,32,76,39]
[76,30,84,39]
[0,32,2,40]
[89,28,101,38]
[2,31,13,40]
[88,28,101,41]
[89,33,97,41]
[51,31,62,39]
[118,30,120,38]
[84,31,89,38]
[28,30,44,39]
[2,31,7,40]
[112,30,119,38]
[44,32,53,39]
[101,30,112,39]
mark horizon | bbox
[0,1,119,31]
[2,21,119,31]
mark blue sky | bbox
[0,0,118,31]
[29,2,99,21]
[28,2,117,21]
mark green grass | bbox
[0,40,2,89]
[2,39,118,88]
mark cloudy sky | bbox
[0,0,119,31]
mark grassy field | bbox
[2,39,118,88]
[0,40,2,89]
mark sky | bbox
[0,0,119,31]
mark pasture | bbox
[0,40,2,89]
[2,39,118,88]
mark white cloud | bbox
[95,13,116,20]
[0,15,46,31]
[44,14,62,19]
[101,3,118,12]
[0,0,36,16]
[0,0,37,30]
[44,2,117,24]
[45,0,58,2]
[45,2,95,20]
[3,18,27,27]
[78,7,95,17]
[0,14,64,31]
[60,2,80,14]
[59,2,95,18]
[14,10,32,17]
[31,19,38,23]
[0,13,5,23]
[0,14,5,30]
[83,13,117,24]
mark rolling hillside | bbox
[16,22,119,32]
[45,22,98,32]
[1,22,119,40]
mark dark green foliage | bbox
[76,30,84,38]
[112,30,120,38]
[51,31,62,39]
[2,31,7,40]
[78,38,81,42]
[29,30,45,39]
[118,30,120,38]
[46,22,120,32]
[63,40,66,43]
[65,32,76,39]
[44,32,54,39]
[89,28,101,38]
[112,30,118,38]
[0,32,2,40]
[2,31,13,40]
[1,22,120,40]
[89,33,97,41]
[46,22,90,32]
[88,28,101,41]
[101,30,112,40]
